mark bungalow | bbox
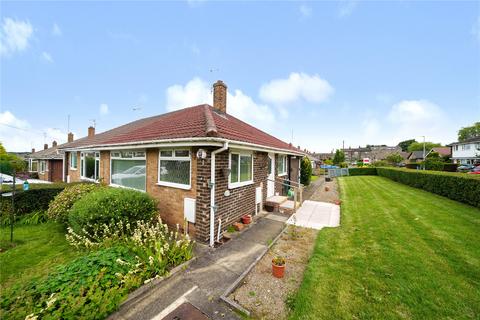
[58,81,303,246]
[26,138,72,182]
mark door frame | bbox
[267,153,275,198]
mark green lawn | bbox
[0,222,81,289]
[291,176,480,319]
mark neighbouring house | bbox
[449,137,480,165]
[58,80,303,245]
[408,151,426,163]
[26,137,72,182]
[342,145,402,163]
[426,147,451,159]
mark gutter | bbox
[210,140,229,247]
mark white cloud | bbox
[259,72,334,105]
[472,17,480,42]
[299,5,312,18]
[52,23,62,36]
[41,51,53,63]
[362,117,381,139]
[100,103,109,115]
[338,0,358,18]
[0,18,33,56]
[165,78,275,127]
[0,111,67,152]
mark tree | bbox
[0,143,26,175]
[324,159,333,165]
[332,149,345,165]
[300,157,312,186]
[386,153,404,165]
[398,139,416,152]
[458,122,480,142]
[407,142,442,152]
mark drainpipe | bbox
[210,140,229,247]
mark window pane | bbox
[240,155,252,182]
[175,150,189,157]
[85,152,96,179]
[160,160,190,185]
[276,156,283,173]
[231,154,239,183]
[160,150,172,157]
[95,159,100,179]
[112,159,146,191]
[31,161,38,171]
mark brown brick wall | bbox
[145,148,198,236]
[66,151,81,182]
[100,151,110,184]
[194,148,269,243]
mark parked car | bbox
[467,166,480,174]
[457,164,475,172]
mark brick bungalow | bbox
[58,81,303,245]
[26,141,66,182]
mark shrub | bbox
[423,158,444,171]
[406,163,420,170]
[371,160,391,167]
[0,246,142,320]
[443,163,458,172]
[47,183,101,223]
[68,187,157,238]
[348,168,378,176]
[377,168,480,207]
[300,157,312,186]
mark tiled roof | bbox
[60,105,301,153]
[430,147,451,157]
[27,146,63,160]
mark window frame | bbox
[80,151,100,182]
[29,159,38,172]
[39,160,47,173]
[70,152,78,170]
[110,150,146,192]
[157,149,192,190]
[277,154,288,176]
[229,150,254,189]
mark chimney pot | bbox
[52,141,57,147]
[44,143,48,150]
[213,80,227,113]
[68,132,74,143]
[88,126,95,137]
[31,148,35,153]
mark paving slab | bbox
[287,200,340,230]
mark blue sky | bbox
[1,1,479,152]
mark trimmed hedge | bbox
[348,168,378,176]
[68,187,157,237]
[377,168,480,207]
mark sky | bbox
[1,0,479,153]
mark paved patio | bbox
[287,200,340,230]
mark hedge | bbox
[376,168,480,207]
[348,168,378,176]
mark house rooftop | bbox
[448,136,480,145]
[59,104,302,154]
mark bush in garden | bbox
[68,187,157,238]
[0,246,142,320]
[377,168,480,207]
[300,157,312,186]
[47,183,101,223]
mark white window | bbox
[39,160,47,173]
[158,149,191,189]
[229,151,253,188]
[29,159,38,172]
[277,155,287,176]
[454,145,459,151]
[70,152,78,169]
[111,150,146,191]
[80,151,100,181]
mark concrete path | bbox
[110,214,286,320]
[287,200,340,230]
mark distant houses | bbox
[448,137,480,165]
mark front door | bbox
[267,153,275,198]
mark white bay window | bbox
[111,150,146,191]
[158,149,191,189]
[229,151,253,188]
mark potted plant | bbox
[241,214,252,224]
[325,186,330,192]
[334,199,342,205]
[272,255,286,278]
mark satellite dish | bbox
[196,149,207,159]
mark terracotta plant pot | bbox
[241,215,252,225]
[325,186,330,192]
[334,199,342,205]
[272,261,285,278]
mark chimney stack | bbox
[52,141,57,147]
[213,80,227,113]
[68,132,74,143]
[44,143,48,150]
[88,126,95,137]
[31,148,35,153]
